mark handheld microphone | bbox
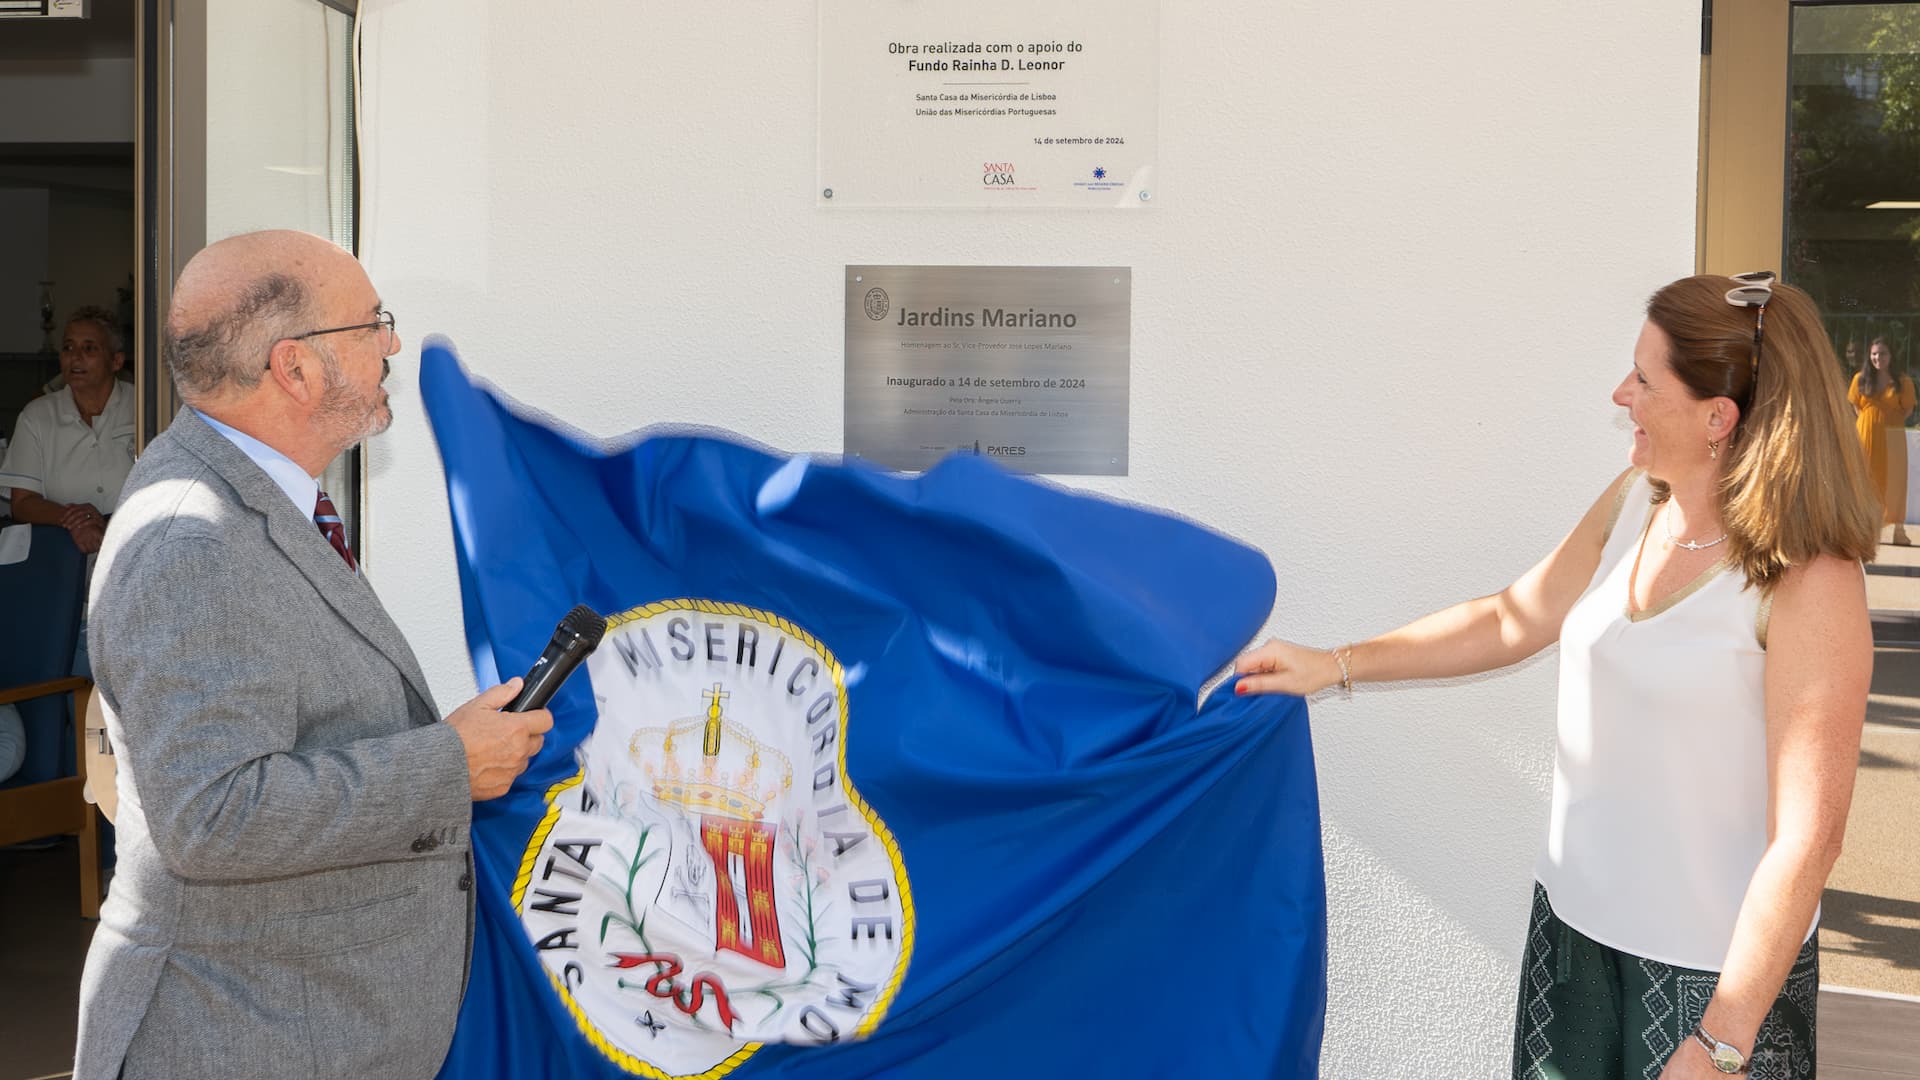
[506,604,608,712]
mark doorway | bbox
[1703,0,1920,1057]
[0,2,364,1076]
[0,5,137,1077]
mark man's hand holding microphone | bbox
[444,605,606,800]
[446,680,552,800]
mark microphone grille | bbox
[562,604,608,649]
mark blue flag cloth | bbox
[421,338,1325,1079]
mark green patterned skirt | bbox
[1511,883,1819,1080]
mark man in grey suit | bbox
[73,230,554,1079]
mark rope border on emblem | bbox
[510,598,918,1077]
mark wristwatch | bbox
[1690,1022,1750,1074]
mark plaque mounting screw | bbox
[1138,190,1151,203]
[823,188,835,199]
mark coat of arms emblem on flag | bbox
[514,600,912,1077]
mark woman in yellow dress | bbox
[1849,336,1916,545]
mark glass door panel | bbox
[1788,5,1920,551]
[151,0,362,549]
[1785,2,1920,1005]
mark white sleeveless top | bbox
[1536,471,1814,971]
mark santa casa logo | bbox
[514,599,913,1078]
[982,161,1017,185]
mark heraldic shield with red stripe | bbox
[515,601,912,1076]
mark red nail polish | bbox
[1235,683,1247,695]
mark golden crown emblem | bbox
[629,683,793,821]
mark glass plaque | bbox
[819,0,1160,208]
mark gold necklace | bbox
[1663,503,1727,551]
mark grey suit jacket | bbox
[74,409,475,1080]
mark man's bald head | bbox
[166,230,361,404]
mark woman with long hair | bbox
[1849,334,1915,545]
[1237,273,1877,1079]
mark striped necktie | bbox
[313,489,358,572]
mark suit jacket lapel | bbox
[168,410,441,719]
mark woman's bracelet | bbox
[1332,644,1354,697]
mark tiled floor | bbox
[1821,632,1920,998]
[0,838,95,1080]
[1820,986,1920,1079]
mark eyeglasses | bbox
[1724,271,1774,393]
[266,310,398,370]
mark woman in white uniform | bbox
[0,306,137,554]
[1236,273,1877,1079]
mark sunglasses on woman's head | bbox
[1724,270,1775,392]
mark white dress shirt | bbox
[193,409,320,516]
[0,380,137,512]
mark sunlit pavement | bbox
[1826,525,1920,998]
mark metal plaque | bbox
[844,265,1129,476]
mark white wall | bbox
[49,188,135,328]
[0,58,135,143]
[361,4,1701,1074]
[0,188,51,353]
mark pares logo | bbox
[515,599,913,1077]
[982,161,1018,187]
[1075,165,1123,193]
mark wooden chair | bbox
[0,523,103,917]
[84,684,119,825]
